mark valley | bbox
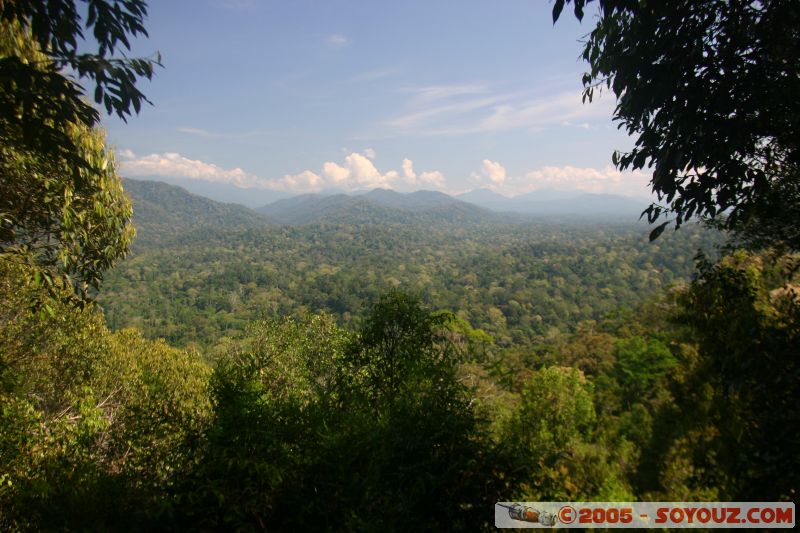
[104,179,721,352]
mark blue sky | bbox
[106,0,649,199]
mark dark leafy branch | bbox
[0,1,161,171]
[553,0,800,248]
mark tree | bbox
[553,0,800,246]
[501,366,631,500]
[1,1,159,297]
[341,291,456,410]
[0,257,211,530]
[659,252,798,500]
[613,336,675,407]
[177,295,504,531]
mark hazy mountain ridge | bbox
[122,178,649,242]
[456,188,648,216]
[361,188,460,211]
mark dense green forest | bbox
[2,1,799,531]
[103,179,723,353]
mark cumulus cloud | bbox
[276,170,325,191]
[399,158,445,189]
[363,147,376,159]
[402,158,416,183]
[119,149,447,193]
[418,170,445,189]
[471,159,650,197]
[119,151,266,189]
[522,165,650,195]
[473,159,506,185]
[284,152,447,191]
[319,152,397,189]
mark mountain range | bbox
[455,188,648,216]
[122,178,649,241]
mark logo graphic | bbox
[497,503,558,527]
[495,502,795,529]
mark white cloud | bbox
[398,158,445,189]
[176,127,213,137]
[319,152,396,189]
[277,170,325,191]
[473,159,506,184]
[386,95,506,130]
[326,34,350,47]
[363,147,376,159]
[402,158,417,184]
[418,170,445,189]
[522,165,649,195]
[477,91,613,133]
[287,152,446,192]
[119,151,267,189]
[322,161,350,185]
[470,159,650,197]
[119,149,447,193]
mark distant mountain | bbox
[123,178,649,242]
[512,189,586,203]
[458,188,648,218]
[258,188,497,226]
[360,188,418,210]
[360,188,466,211]
[123,178,272,244]
[122,175,294,207]
[456,188,512,211]
[555,193,647,216]
[407,190,464,209]
[256,194,361,225]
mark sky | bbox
[104,0,650,200]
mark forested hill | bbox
[256,188,501,226]
[122,178,274,244]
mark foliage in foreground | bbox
[2,249,797,530]
[175,294,505,530]
[1,22,135,300]
[0,258,211,530]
